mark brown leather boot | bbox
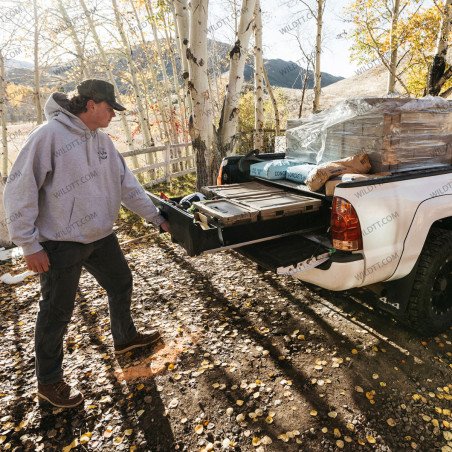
[114,331,162,355]
[37,380,84,408]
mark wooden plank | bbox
[132,162,165,174]
[122,142,192,158]
[170,168,196,178]
[122,145,166,158]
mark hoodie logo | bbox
[98,146,108,162]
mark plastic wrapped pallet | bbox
[286,96,452,173]
[250,159,302,180]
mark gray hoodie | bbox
[3,92,165,256]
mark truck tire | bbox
[406,228,452,336]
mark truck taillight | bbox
[216,159,228,185]
[216,164,223,185]
[331,196,363,251]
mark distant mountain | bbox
[5,59,33,70]
[249,59,343,89]
[4,39,343,92]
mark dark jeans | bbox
[36,233,136,384]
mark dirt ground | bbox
[0,220,451,452]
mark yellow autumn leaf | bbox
[367,435,376,444]
[80,432,92,444]
[251,437,261,446]
[310,410,318,416]
[62,438,79,452]
[387,418,397,427]
[336,439,345,449]
[277,433,289,442]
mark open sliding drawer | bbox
[146,185,329,257]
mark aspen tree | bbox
[346,0,418,95]
[217,0,256,156]
[33,0,44,124]
[186,0,214,188]
[428,0,451,96]
[79,0,138,167]
[145,0,178,143]
[112,0,154,152]
[173,0,191,113]
[128,0,170,145]
[388,0,401,93]
[253,0,264,151]
[0,53,7,179]
[56,0,90,81]
[263,65,280,134]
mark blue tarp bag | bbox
[250,159,301,180]
[285,164,317,184]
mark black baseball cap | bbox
[77,79,126,111]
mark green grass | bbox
[145,173,197,198]
[119,174,198,236]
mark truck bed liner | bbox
[147,188,329,256]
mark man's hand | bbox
[25,250,50,273]
[160,221,170,233]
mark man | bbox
[3,79,170,408]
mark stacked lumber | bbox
[286,97,452,173]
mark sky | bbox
[208,0,358,78]
[2,0,436,79]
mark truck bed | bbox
[147,183,330,257]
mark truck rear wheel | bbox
[407,228,452,336]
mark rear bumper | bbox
[294,254,365,291]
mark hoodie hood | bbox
[44,92,92,136]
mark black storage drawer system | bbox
[146,184,330,257]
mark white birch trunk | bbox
[218,0,256,155]
[162,14,185,149]
[387,0,401,94]
[33,0,43,124]
[173,0,191,103]
[79,0,137,167]
[253,0,264,151]
[128,0,170,146]
[0,54,11,246]
[112,0,153,151]
[57,0,89,81]
[0,53,8,179]
[313,0,323,113]
[146,1,178,143]
[263,65,280,135]
[187,0,214,188]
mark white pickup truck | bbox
[149,153,452,336]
